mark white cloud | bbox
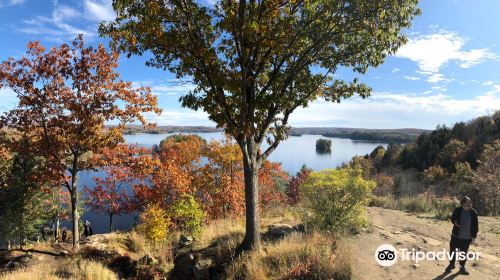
[133,79,196,96]
[289,91,500,129]
[396,31,495,85]
[391,68,400,73]
[482,80,495,86]
[143,109,213,126]
[431,85,447,91]
[83,0,115,22]
[404,76,420,81]
[0,0,26,8]
[423,72,451,83]
[15,1,106,42]
[396,31,494,73]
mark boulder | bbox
[170,252,196,280]
[179,235,193,247]
[194,258,212,280]
[262,223,295,241]
[59,250,70,257]
[140,253,158,265]
[5,261,24,270]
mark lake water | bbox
[78,133,386,233]
[123,132,386,174]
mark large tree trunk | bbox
[239,138,261,251]
[70,187,79,249]
[70,160,80,249]
[54,218,60,242]
[109,213,113,233]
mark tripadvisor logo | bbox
[375,243,481,267]
[375,244,397,266]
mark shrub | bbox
[301,167,376,232]
[137,204,170,244]
[399,195,430,213]
[431,197,459,220]
[285,166,312,205]
[169,194,204,237]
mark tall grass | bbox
[0,259,117,280]
[225,232,352,280]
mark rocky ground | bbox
[352,207,500,280]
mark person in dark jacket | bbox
[445,196,479,275]
[83,220,90,238]
[62,228,68,242]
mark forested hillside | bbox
[362,111,500,215]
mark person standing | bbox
[83,220,90,238]
[445,196,479,275]
[62,228,67,242]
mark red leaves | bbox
[0,36,161,185]
[84,167,133,217]
[285,166,311,206]
[97,135,289,221]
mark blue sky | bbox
[1,0,499,129]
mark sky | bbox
[1,0,500,129]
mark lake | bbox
[79,133,386,233]
[123,132,387,174]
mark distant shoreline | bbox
[114,125,429,143]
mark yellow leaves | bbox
[137,203,171,243]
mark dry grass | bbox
[0,259,118,280]
[126,230,150,255]
[198,218,245,248]
[261,205,303,227]
[225,232,352,280]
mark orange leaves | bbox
[0,36,161,183]
[119,134,288,220]
[201,135,245,219]
[259,160,288,207]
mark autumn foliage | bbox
[0,36,160,247]
[85,134,288,236]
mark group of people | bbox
[46,220,94,243]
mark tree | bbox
[85,167,133,232]
[301,167,376,231]
[0,36,160,248]
[421,165,448,196]
[285,165,312,206]
[258,160,288,207]
[0,151,53,249]
[202,135,245,219]
[137,203,171,244]
[101,0,420,250]
[473,140,500,215]
[437,139,467,172]
[169,194,205,237]
[315,138,332,154]
[133,134,205,209]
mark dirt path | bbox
[351,207,500,280]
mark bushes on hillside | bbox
[169,194,204,237]
[300,167,376,232]
[473,140,500,215]
[137,204,171,243]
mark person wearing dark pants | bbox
[445,196,479,275]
